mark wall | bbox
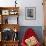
[18,0,44,26]
[0,0,44,26]
[0,0,15,7]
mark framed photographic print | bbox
[25,7,36,20]
[2,10,9,15]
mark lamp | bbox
[15,0,17,7]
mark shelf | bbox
[0,7,19,24]
[2,40,19,43]
[0,24,19,32]
[0,7,19,46]
[1,40,19,46]
[1,15,18,24]
[0,7,19,10]
[0,7,19,15]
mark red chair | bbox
[21,28,41,46]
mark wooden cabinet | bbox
[2,41,19,46]
[0,7,19,46]
[0,41,19,46]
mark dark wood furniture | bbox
[0,7,19,46]
[2,40,19,46]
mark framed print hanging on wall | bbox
[25,7,36,20]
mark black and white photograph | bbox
[25,7,36,20]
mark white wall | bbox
[0,0,44,26]
[0,0,15,7]
[18,0,44,26]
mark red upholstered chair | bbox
[21,28,41,46]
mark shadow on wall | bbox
[18,26,44,44]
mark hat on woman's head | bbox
[24,28,36,40]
